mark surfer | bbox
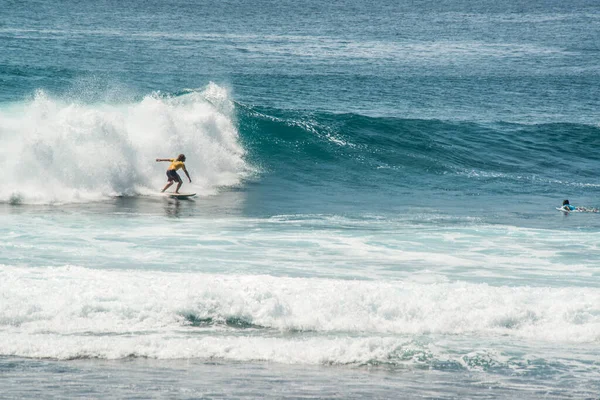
[561,199,576,211]
[561,199,599,213]
[156,154,192,193]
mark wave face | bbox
[0,84,249,204]
[238,105,600,197]
[2,87,598,206]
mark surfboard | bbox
[556,207,598,213]
[165,192,196,199]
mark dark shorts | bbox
[166,169,182,183]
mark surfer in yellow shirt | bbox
[156,154,192,193]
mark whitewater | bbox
[2,202,599,397]
[0,84,248,204]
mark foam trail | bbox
[0,83,249,204]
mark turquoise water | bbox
[1,0,600,398]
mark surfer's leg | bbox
[163,170,180,192]
[171,171,183,193]
[161,182,173,192]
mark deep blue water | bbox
[1,0,599,398]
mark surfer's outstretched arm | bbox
[183,167,192,183]
[156,158,172,162]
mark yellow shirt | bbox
[168,159,185,171]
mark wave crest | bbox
[0,83,250,204]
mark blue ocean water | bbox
[1,0,600,398]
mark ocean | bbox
[1,0,599,398]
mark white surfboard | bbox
[557,207,598,213]
[165,192,196,199]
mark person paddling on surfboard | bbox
[156,154,192,193]
[561,199,599,213]
[562,199,576,211]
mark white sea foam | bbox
[0,83,249,204]
[2,212,599,286]
[1,265,598,363]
